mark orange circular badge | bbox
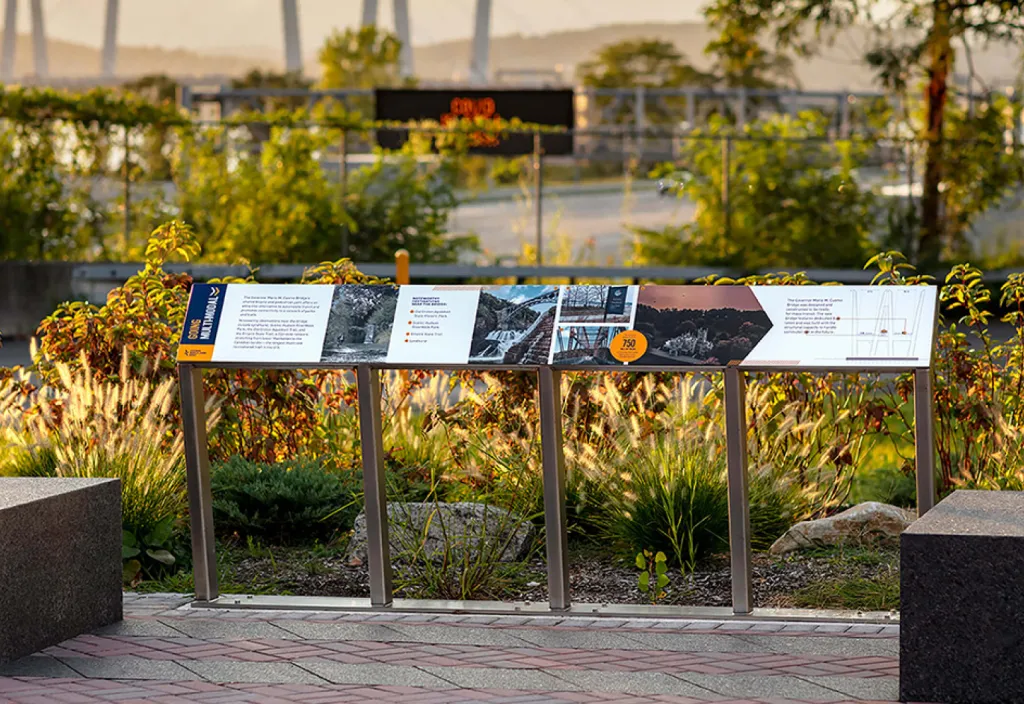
[610,330,648,363]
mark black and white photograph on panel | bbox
[556,285,637,324]
[319,285,399,364]
[469,285,560,364]
[550,325,628,365]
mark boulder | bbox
[347,501,534,564]
[769,501,917,555]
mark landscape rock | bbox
[347,501,534,564]
[769,501,917,555]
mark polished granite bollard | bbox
[0,478,123,663]
[901,490,1024,704]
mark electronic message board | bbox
[178,284,937,370]
[374,88,574,156]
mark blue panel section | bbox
[179,283,227,347]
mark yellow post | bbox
[395,249,410,388]
[395,249,410,285]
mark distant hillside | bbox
[2,34,275,80]
[7,22,1022,92]
[412,22,1023,90]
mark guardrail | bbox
[72,261,1023,287]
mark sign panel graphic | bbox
[177,284,937,369]
[374,88,575,156]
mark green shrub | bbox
[600,435,799,567]
[211,457,362,545]
[851,465,917,508]
[2,445,58,477]
[606,440,729,568]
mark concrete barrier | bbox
[0,262,79,339]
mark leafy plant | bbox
[210,457,362,545]
[636,549,670,604]
[122,516,187,586]
[33,221,378,464]
[636,112,876,271]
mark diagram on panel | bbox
[850,288,927,360]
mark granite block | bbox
[901,490,1024,704]
[0,478,123,663]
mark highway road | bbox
[450,186,694,263]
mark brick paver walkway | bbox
[0,594,908,703]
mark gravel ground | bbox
[221,545,899,609]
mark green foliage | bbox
[0,85,184,127]
[596,428,797,567]
[169,124,475,264]
[792,572,900,611]
[231,69,313,113]
[173,125,352,263]
[635,113,876,271]
[0,122,91,260]
[941,94,1024,261]
[577,38,713,125]
[32,221,379,464]
[318,25,410,90]
[210,457,362,545]
[725,0,1024,266]
[636,549,670,604]
[851,464,917,508]
[703,0,797,89]
[342,148,478,262]
[122,516,188,586]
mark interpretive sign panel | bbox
[374,88,575,156]
[178,283,937,369]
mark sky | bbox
[19,0,707,54]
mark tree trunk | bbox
[918,1,952,268]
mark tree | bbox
[632,113,876,271]
[122,74,181,181]
[577,39,714,124]
[720,0,1024,267]
[702,1,797,89]
[317,26,409,90]
[0,122,87,260]
[169,123,476,265]
[230,69,312,111]
[122,74,179,104]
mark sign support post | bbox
[538,366,570,611]
[357,364,393,606]
[179,363,219,602]
[914,368,937,516]
[724,366,752,615]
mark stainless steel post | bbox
[724,367,752,615]
[179,364,219,601]
[914,368,937,515]
[357,364,393,606]
[538,367,570,611]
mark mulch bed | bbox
[220,544,899,610]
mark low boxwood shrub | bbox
[211,457,362,545]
